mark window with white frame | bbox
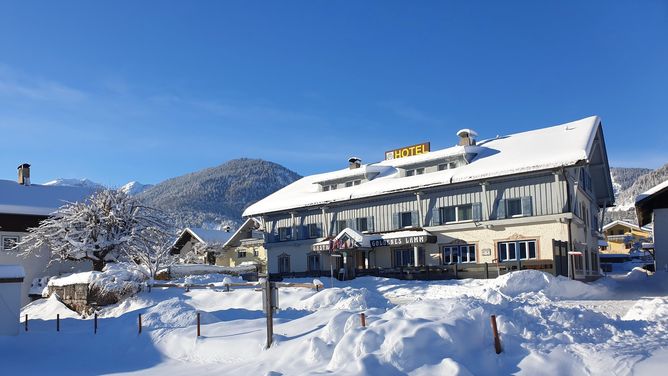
[438,161,458,171]
[356,217,368,232]
[253,248,259,257]
[442,244,476,264]
[406,168,425,177]
[345,180,362,187]
[323,184,337,191]
[440,204,473,223]
[400,212,413,227]
[507,199,522,217]
[393,248,425,267]
[278,254,291,273]
[497,240,537,261]
[2,236,19,252]
[237,250,247,258]
[336,220,347,233]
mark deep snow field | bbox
[2,270,667,376]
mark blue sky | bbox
[0,1,666,186]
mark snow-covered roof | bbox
[601,220,642,232]
[0,265,25,279]
[244,116,602,216]
[182,227,234,245]
[635,179,668,203]
[0,179,98,216]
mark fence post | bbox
[485,262,489,279]
[94,313,98,334]
[24,314,28,332]
[360,312,366,328]
[490,315,502,354]
[138,314,142,334]
[197,312,201,337]
[264,279,274,349]
[454,265,458,279]
[57,314,60,332]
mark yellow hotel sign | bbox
[385,142,430,160]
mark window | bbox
[253,248,259,257]
[439,204,477,224]
[356,217,368,232]
[438,161,458,171]
[497,240,537,261]
[406,169,415,177]
[416,168,425,175]
[278,227,292,241]
[394,248,425,266]
[401,212,413,227]
[237,250,247,258]
[345,180,362,187]
[308,223,321,238]
[507,199,522,217]
[323,184,337,191]
[336,220,347,233]
[442,244,476,264]
[307,254,320,271]
[2,236,19,251]
[278,254,290,274]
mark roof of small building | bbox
[601,220,642,232]
[182,227,235,245]
[0,179,98,216]
[0,265,25,279]
[635,179,668,226]
[244,116,610,217]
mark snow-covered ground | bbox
[2,270,667,375]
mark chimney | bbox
[17,163,31,186]
[456,129,478,146]
[348,157,362,169]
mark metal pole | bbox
[57,314,60,332]
[138,314,142,334]
[94,313,98,334]
[197,312,201,337]
[25,314,28,332]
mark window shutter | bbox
[497,199,506,219]
[411,211,419,227]
[522,197,533,216]
[301,225,308,240]
[316,223,323,237]
[472,203,482,221]
[347,219,355,231]
[392,213,399,229]
[367,217,374,232]
[436,207,442,225]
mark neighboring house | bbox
[171,227,234,264]
[243,116,615,281]
[600,220,652,254]
[635,179,668,273]
[0,164,97,305]
[217,218,267,272]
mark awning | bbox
[311,228,437,252]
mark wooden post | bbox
[24,314,28,332]
[138,314,142,334]
[265,279,274,349]
[490,315,502,354]
[94,313,98,334]
[360,312,366,328]
[57,314,60,332]
[454,265,459,279]
[485,262,489,279]
[197,312,201,337]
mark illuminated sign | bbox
[385,142,430,160]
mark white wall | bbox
[0,281,21,335]
[0,231,90,306]
[654,208,668,273]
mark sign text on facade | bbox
[385,142,430,160]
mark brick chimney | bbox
[17,163,31,186]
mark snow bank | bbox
[490,270,608,300]
[22,294,80,319]
[623,298,668,321]
[296,287,390,311]
[49,271,96,286]
[141,297,197,329]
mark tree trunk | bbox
[92,258,105,271]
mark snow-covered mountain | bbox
[138,158,301,229]
[43,178,106,190]
[119,181,153,196]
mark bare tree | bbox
[123,226,177,283]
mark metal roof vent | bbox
[348,157,362,169]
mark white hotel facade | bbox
[243,116,615,281]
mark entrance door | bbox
[552,240,568,276]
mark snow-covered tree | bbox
[20,189,170,271]
[123,226,177,282]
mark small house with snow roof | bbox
[635,180,668,273]
[243,116,615,281]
